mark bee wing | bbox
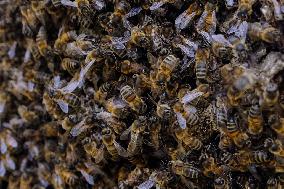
[80,169,94,185]
[3,154,15,170]
[0,102,5,114]
[53,76,61,89]
[120,127,131,140]
[60,0,78,7]
[8,42,17,59]
[196,11,208,31]
[184,104,197,114]
[96,111,112,120]
[182,91,204,104]
[126,7,142,18]
[0,161,6,177]
[235,21,248,41]
[56,99,69,114]
[0,138,7,154]
[70,120,87,137]
[27,81,35,92]
[225,0,234,7]
[94,0,106,10]
[175,112,187,129]
[5,134,18,148]
[175,12,196,30]
[138,179,155,189]
[211,34,232,47]
[177,44,196,58]
[150,1,166,11]
[113,140,128,157]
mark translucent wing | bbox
[6,134,18,148]
[56,99,69,113]
[113,140,128,157]
[175,112,187,129]
[61,0,78,7]
[182,91,204,104]
[225,0,234,7]
[0,102,5,114]
[4,154,15,170]
[80,170,94,185]
[177,44,196,58]
[53,76,61,89]
[126,7,142,18]
[235,21,248,41]
[196,11,208,31]
[112,98,127,109]
[150,1,165,11]
[175,12,196,30]
[0,161,6,177]
[184,104,198,114]
[120,127,131,140]
[24,49,31,63]
[96,111,112,120]
[138,179,155,189]
[212,34,232,47]
[0,138,7,154]
[27,81,35,92]
[70,119,88,137]
[8,42,17,59]
[94,0,105,10]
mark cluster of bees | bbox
[0,0,284,188]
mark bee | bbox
[236,0,256,19]
[218,133,234,151]
[75,0,93,18]
[120,85,147,114]
[156,54,180,84]
[171,160,200,179]
[196,2,217,34]
[130,26,152,48]
[54,30,77,51]
[227,71,256,106]
[94,82,113,105]
[20,6,39,33]
[225,117,250,148]
[265,138,284,157]
[215,96,228,129]
[267,178,280,189]
[102,127,122,161]
[48,89,81,113]
[36,26,51,57]
[211,34,233,59]
[30,1,48,26]
[105,97,129,119]
[55,165,78,186]
[195,48,210,84]
[263,82,279,108]
[40,121,60,137]
[110,1,131,23]
[42,92,63,120]
[83,138,105,164]
[25,70,51,85]
[20,172,34,189]
[175,2,202,30]
[156,101,174,121]
[248,22,281,43]
[214,177,230,189]
[120,60,147,75]
[174,102,200,127]
[167,145,186,161]
[247,104,263,135]
[61,58,80,75]
[117,166,129,188]
[251,150,271,164]
[269,115,284,136]
[17,105,38,123]
[202,157,229,177]
[148,116,161,150]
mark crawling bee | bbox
[120,85,147,114]
[148,116,161,150]
[43,92,63,120]
[174,102,200,127]
[236,0,256,19]
[171,160,200,179]
[196,2,217,34]
[156,54,180,84]
[54,30,77,51]
[195,48,210,84]
[109,1,131,25]
[105,97,129,119]
[175,2,202,30]
[219,133,233,151]
[17,105,38,123]
[36,26,51,57]
[20,6,39,35]
[202,157,229,177]
[94,82,113,105]
[83,138,105,164]
[269,115,284,136]
[130,26,152,48]
[211,34,233,59]
[120,60,147,75]
[248,22,281,43]
[61,58,80,76]
[263,82,279,108]
[247,104,263,135]
[55,165,78,186]
[156,101,174,121]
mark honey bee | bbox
[83,138,105,164]
[130,26,152,48]
[263,82,279,108]
[110,1,131,23]
[105,97,129,119]
[202,157,229,177]
[94,82,113,105]
[20,172,34,189]
[167,145,186,161]
[20,6,39,34]
[196,2,217,34]
[236,0,256,19]
[148,116,161,150]
[175,2,202,30]
[195,48,210,84]
[61,58,80,75]
[171,160,200,179]
[174,102,200,127]
[120,60,147,75]
[248,22,281,43]
[265,138,284,157]
[227,71,257,106]
[42,92,63,120]
[156,54,180,84]
[75,0,93,18]
[211,34,233,59]
[36,26,51,57]
[30,1,49,26]
[269,115,284,136]
[120,85,147,114]
[55,165,78,186]
[156,101,174,121]
[225,117,250,148]
[247,104,263,135]
[54,30,77,51]
[218,133,233,151]
[17,105,38,123]
[48,89,81,113]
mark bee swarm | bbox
[1,0,284,188]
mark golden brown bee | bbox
[227,71,256,106]
[20,6,39,33]
[202,157,229,177]
[211,37,232,59]
[42,92,63,120]
[105,97,129,119]
[248,22,281,43]
[196,2,217,34]
[55,165,78,186]
[94,82,112,105]
[195,48,210,84]
[130,26,152,48]
[75,0,93,17]
[83,138,105,164]
[54,30,77,51]
[20,172,33,189]
[218,133,233,151]
[247,104,263,135]
[25,70,51,84]
[167,145,186,161]
[120,85,147,114]
[175,2,202,30]
[17,105,38,123]
[110,0,131,21]
[120,60,147,75]
[156,55,180,84]
[156,101,173,121]
[49,89,81,110]
[263,82,279,108]
[174,102,200,127]
[97,111,127,135]
[30,1,48,26]
[269,115,284,136]
[148,116,161,150]
[36,26,51,57]
[171,160,200,179]
[236,0,256,19]
[61,58,80,75]
[102,127,120,161]
[220,64,246,85]
[225,117,250,148]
